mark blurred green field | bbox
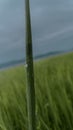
[0,52,73,130]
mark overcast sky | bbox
[0,0,73,63]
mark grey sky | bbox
[0,0,73,63]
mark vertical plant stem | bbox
[25,0,36,130]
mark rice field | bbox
[0,52,73,130]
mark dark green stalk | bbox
[25,0,36,130]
